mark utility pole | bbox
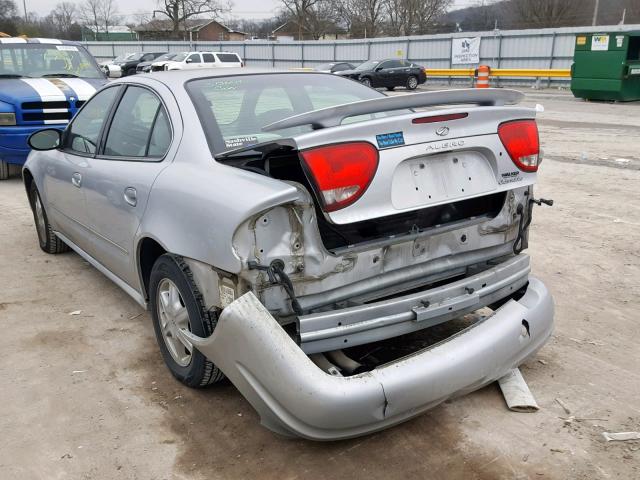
[592,0,600,26]
[621,8,626,25]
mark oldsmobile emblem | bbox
[436,126,450,136]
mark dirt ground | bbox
[1,89,639,480]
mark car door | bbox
[186,53,203,70]
[42,85,121,251]
[374,61,395,87]
[81,85,174,287]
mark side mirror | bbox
[28,129,61,151]
[186,58,193,63]
[375,66,384,71]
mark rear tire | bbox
[406,75,418,90]
[0,160,9,180]
[29,182,69,254]
[149,254,225,388]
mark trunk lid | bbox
[292,104,538,225]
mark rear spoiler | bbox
[263,88,524,131]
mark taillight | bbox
[301,142,379,212]
[498,119,540,172]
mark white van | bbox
[160,51,243,71]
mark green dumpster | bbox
[571,32,640,101]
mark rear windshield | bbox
[186,73,403,154]
[215,53,240,63]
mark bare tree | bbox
[156,0,230,38]
[280,0,340,39]
[79,0,102,39]
[383,0,450,36]
[50,2,77,37]
[334,0,383,38]
[100,0,119,34]
[506,0,583,28]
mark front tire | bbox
[406,75,418,90]
[0,160,9,180]
[149,254,225,388]
[360,77,372,87]
[29,182,69,254]
[386,86,395,91]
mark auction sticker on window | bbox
[591,35,609,51]
[56,45,78,51]
[376,132,405,149]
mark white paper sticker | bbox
[616,36,624,48]
[56,45,78,51]
[591,35,609,51]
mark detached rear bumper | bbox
[181,276,553,441]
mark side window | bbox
[148,107,171,156]
[103,86,170,159]
[188,54,201,63]
[333,63,350,72]
[387,60,403,68]
[202,53,215,63]
[65,87,119,154]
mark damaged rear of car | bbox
[25,70,554,441]
[179,74,554,440]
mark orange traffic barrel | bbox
[475,65,491,88]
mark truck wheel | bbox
[0,160,8,180]
[406,75,418,90]
[29,182,69,254]
[149,254,225,388]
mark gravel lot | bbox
[1,88,639,480]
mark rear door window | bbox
[103,86,171,159]
[202,53,216,63]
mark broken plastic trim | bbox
[178,278,553,441]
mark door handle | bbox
[71,172,82,188]
[124,187,137,207]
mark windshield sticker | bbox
[56,45,78,51]
[224,135,259,149]
[376,131,405,149]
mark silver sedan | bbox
[23,69,553,440]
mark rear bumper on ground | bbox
[0,125,63,165]
[180,276,554,441]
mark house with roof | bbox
[135,19,247,41]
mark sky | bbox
[21,0,474,22]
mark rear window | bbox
[186,73,403,154]
[215,53,240,63]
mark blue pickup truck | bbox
[0,37,107,179]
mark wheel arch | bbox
[22,168,34,203]
[137,236,168,301]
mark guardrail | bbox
[426,68,571,78]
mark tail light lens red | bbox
[301,142,379,212]
[498,119,540,172]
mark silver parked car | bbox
[23,69,554,440]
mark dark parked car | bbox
[313,62,356,73]
[136,52,178,73]
[337,59,427,90]
[116,52,167,76]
